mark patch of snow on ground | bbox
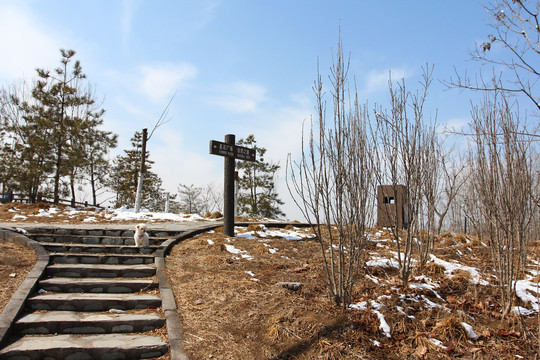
[430,338,447,349]
[514,279,539,313]
[461,322,478,339]
[235,226,314,241]
[429,254,487,285]
[224,244,253,260]
[236,232,257,239]
[366,257,400,269]
[349,300,391,338]
[105,207,206,222]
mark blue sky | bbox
[0,1,497,219]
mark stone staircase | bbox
[0,227,177,359]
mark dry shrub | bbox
[415,262,446,277]
[265,313,294,341]
[408,333,442,359]
[529,241,540,257]
[431,315,467,342]
[439,231,455,239]
[451,269,472,283]
[468,236,483,247]
[253,244,270,255]
[367,263,399,280]
[454,234,470,244]
[0,203,19,212]
[247,224,265,232]
[204,211,223,219]
[349,310,380,335]
[440,237,457,248]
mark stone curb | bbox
[0,228,49,347]
[0,221,310,358]
[155,221,310,360]
[155,224,221,360]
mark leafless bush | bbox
[373,66,440,283]
[287,38,376,307]
[469,90,537,315]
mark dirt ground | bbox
[0,240,37,314]
[2,203,539,359]
[166,226,540,360]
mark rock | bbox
[194,298,205,305]
[276,282,302,291]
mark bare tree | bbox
[447,0,540,117]
[373,66,440,282]
[431,148,468,234]
[470,90,537,316]
[201,182,223,214]
[134,91,175,213]
[287,38,376,308]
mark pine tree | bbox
[28,49,104,203]
[177,184,204,214]
[0,51,117,204]
[109,131,165,211]
[1,84,54,202]
[236,135,285,219]
[84,128,118,206]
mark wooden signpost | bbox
[210,134,256,236]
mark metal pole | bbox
[223,134,235,237]
[134,128,148,213]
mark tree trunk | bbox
[90,162,97,206]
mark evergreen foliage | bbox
[177,184,205,214]
[236,135,284,219]
[0,49,117,204]
[109,131,166,211]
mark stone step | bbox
[14,311,165,335]
[39,277,158,293]
[46,263,156,278]
[0,333,168,359]
[42,243,158,255]
[32,234,165,246]
[27,293,161,311]
[50,252,155,265]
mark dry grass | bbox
[0,240,37,313]
[166,227,540,360]
[1,205,539,359]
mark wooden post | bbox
[209,135,256,237]
[223,134,236,237]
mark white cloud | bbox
[0,4,63,81]
[121,0,142,54]
[443,117,469,133]
[138,62,198,103]
[211,81,267,113]
[363,68,408,94]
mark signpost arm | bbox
[223,134,236,236]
